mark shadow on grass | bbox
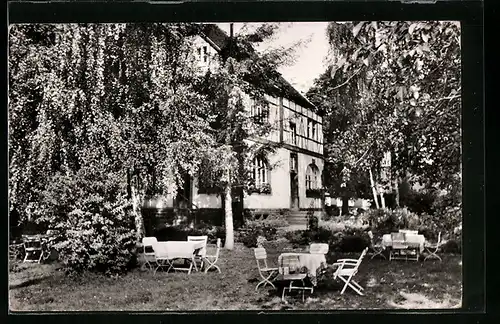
[9,275,53,290]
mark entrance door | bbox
[290,172,299,210]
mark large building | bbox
[144,24,324,227]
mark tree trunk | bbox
[130,185,145,242]
[394,177,400,208]
[341,195,349,215]
[379,191,386,209]
[224,171,234,250]
[369,168,380,209]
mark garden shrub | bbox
[154,225,188,241]
[308,227,335,244]
[284,230,310,246]
[337,228,371,252]
[54,204,137,274]
[400,188,439,215]
[32,169,138,275]
[237,212,286,247]
[324,205,340,220]
[283,223,369,253]
[362,208,421,235]
[239,231,258,248]
[246,211,289,228]
[441,239,461,254]
[238,223,277,248]
[308,215,319,231]
[319,220,346,232]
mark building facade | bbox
[144,25,324,225]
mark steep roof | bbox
[199,24,320,113]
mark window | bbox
[290,122,297,145]
[307,118,318,140]
[251,99,269,124]
[305,163,320,190]
[197,46,209,64]
[203,46,208,63]
[290,153,298,172]
[252,157,269,187]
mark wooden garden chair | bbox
[367,231,386,260]
[142,237,159,271]
[254,247,279,291]
[202,238,222,273]
[424,232,443,261]
[22,235,43,263]
[332,247,368,295]
[187,235,208,270]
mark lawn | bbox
[9,241,462,311]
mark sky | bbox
[216,22,331,95]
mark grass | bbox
[9,241,462,311]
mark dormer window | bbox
[203,46,208,63]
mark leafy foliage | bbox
[30,168,137,274]
[307,21,461,198]
[8,23,223,271]
[284,227,370,253]
[237,212,288,247]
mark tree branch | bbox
[331,66,364,90]
[353,146,372,167]
[418,94,461,104]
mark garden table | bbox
[278,252,327,286]
[154,241,205,274]
[382,233,425,261]
[382,233,425,252]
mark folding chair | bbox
[254,247,279,291]
[153,248,175,275]
[22,235,43,263]
[424,232,443,261]
[187,235,208,270]
[332,247,368,295]
[367,231,386,260]
[142,237,158,271]
[203,238,222,273]
[309,243,329,255]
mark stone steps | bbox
[287,211,322,225]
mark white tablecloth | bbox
[382,233,425,252]
[154,241,205,259]
[278,253,327,286]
